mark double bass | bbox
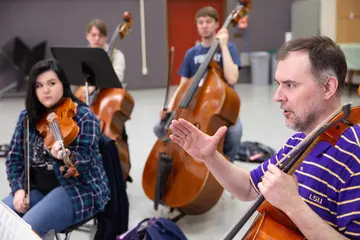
[142,5,250,214]
[75,12,134,182]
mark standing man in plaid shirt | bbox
[1,59,110,237]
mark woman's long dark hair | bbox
[25,58,84,127]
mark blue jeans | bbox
[154,119,243,162]
[2,186,75,237]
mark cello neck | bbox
[107,23,121,59]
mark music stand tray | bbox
[50,47,122,88]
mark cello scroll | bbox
[107,11,133,58]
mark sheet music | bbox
[0,201,41,240]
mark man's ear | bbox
[323,76,338,100]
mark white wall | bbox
[320,0,336,40]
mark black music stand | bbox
[50,47,122,88]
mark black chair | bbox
[55,134,129,240]
[55,217,97,240]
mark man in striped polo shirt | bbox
[169,36,360,239]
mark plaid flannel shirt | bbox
[5,105,111,223]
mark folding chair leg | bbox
[65,232,72,240]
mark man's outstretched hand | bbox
[169,118,227,162]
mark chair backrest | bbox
[55,134,129,240]
[94,134,129,240]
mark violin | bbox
[36,97,80,178]
[221,103,360,239]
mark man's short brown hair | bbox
[86,18,108,37]
[276,36,347,95]
[195,6,219,22]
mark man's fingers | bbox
[169,134,184,146]
[267,163,281,176]
[170,123,188,139]
[258,182,265,194]
[177,119,200,135]
[213,126,227,143]
[292,175,298,184]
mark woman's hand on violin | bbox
[13,189,29,214]
[51,140,71,160]
[258,164,302,214]
[169,118,227,162]
[216,28,229,48]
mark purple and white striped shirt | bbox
[250,125,360,239]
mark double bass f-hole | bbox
[193,122,201,130]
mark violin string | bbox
[49,120,66,170]
[49,121,61,152]
[53,119,71,169]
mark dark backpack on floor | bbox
[236,141,276,163]
[117,217,187,240]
